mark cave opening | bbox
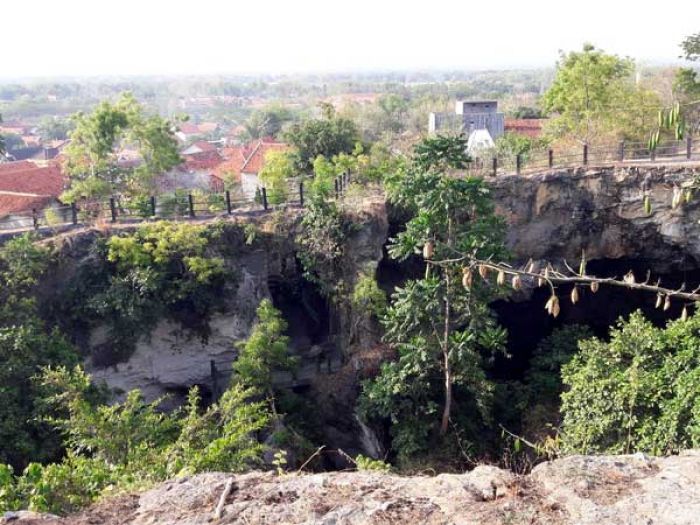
[490,257,700,381]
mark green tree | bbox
[258,150,295,204]
[681,31,700,61]
[233,299,297,405]
[542,44,654,143]
[360,135,507,463]
[243,104,295,140]
[284,104,360,172]
[61,92,182,202]
[37,117,72,142]
[561,310,700,455]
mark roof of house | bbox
[0,164,64,195]
[187,140,217,153]
[0,164,65,218]
[0,194,56,218]
[0,160,36,174]
[213,141,289,181]
[182,150,222,171]
[240,141,289,174]
[177,123,201,135]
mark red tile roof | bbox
[0,165,64,196]
[177,123,201,135]
[241,141,289,174]
[0,194,55,217]
[0,161,36,174]
[189,140,217,153]
[182,150,222,171]
[504,119,547,138]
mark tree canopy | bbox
[61,93,182,202]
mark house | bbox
[181,140,218,156]
[211,140,289,197]
[174,122,203,143]
[0,120,31,136]
[504,118,547,138]
[0,161,66,229]
[429,100,505,143]
[156,150,223,193]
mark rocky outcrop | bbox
[10,451,700,524]
[490,164,700,270]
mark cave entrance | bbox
[267,270,331,352]
[490,257,700,381]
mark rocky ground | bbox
[4,451,700,524]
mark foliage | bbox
[233,299,297,398]
[542,44,658,143]
[83,222,227,360]
[37,117,72,141]
[560,310,700,455]
[351,273,387,319]
[355,454,391,472]
[243,104,295,140]
[296,198,348,299]
[681,32,700,61]
[360,135,507,465]
[284,103,360,172]
[61,92,181,202]
[0,367,269,515]
[258,150,295,205]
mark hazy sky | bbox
[2,0,699,78]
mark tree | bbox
[561,310,700,455]
[681,31,700,61]
[542,44,655,144]
[243,104,294,140]
[361,135,507,463]
[61,92,182,202]
[37,117,72,142]
[233,299,297,407]
[284,104,360,172]
[0,114,5,156]
[258,150,295,204]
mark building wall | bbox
[241,172,260,199]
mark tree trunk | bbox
[440,347,452,434]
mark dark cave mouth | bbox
[490,257,700,381]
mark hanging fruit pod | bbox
[590,281,599,293]
[423,241,434,259]
[644,195,652,215]
[478,265,489,279]
[497,270,506,286]
[571,286,580,304]
[545,294,560,317]
[655,293,663,309]
[681,305,689,321]
[462,268,473,289]
[624,271,636,284]
[512,275,522,290]
[663,295,671,311]
[527,260,536,274]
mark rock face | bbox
[10,451,700,525]
[490,165,700,269]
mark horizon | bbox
[2,0,698,79]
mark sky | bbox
[2,0,699,78]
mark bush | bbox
[561,310,700,455]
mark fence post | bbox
[32,208,38,230]
[516,154,522,175]
[70,202,77,225]
[548,149,554,168]
[334,178,339,198]
[492,157,497,177]
[262,187,268,210]
[109,197,117,223]
[299,182,304,207]
[618,141,625,162]
[188,194,195,218]
[650,146,656,162]
[225,190,232,214]
[150,196,156,217]
[583,144,589,165]
[687,135,693,160]
[210,360,219,401]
